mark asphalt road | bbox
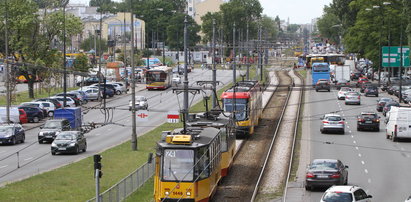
[305,84,411,201]
[0,68,236,185]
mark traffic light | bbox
[94,154,103,178]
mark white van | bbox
[0,107,20,123]
[386,106,411,141]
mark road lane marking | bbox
[401,147,405,151]
[361,161,365,165]
[364,169,368,174]
[353,140,356,144]
[358,153,362,157]
[347,125,350,129]
[24,157,33,161]
[0,165,8,169]
[349,131,352,133]
[95,133,101,136]
[355,146,359,150]
[351,135,354,138]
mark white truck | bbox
[0,107,20,123]
[334,65,351,83]
[386,106,411,141]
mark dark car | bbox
[364,85,378,97]
[98,86,114,98]
[357,112,380,131]
[38,119,71,143]
[34,98,62,109]
[335,80,350,90]
[315,79,331,92]
[351,72,362,80]
[305,159,349,191]
[76,76,104,87]
[376,97,393,112]
[383,101,400,116]
[359,82,372,93]
[55,93,81,106]
[387,85,399,95]
[18,106,44,123]
[51,131,87,155]
[0,124,25,145]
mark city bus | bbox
[145,66,173,90]
[312,62,331,87]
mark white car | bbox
[129,96,148,110]
[172,76,181,85]
[20,102,48,116]
[337,87,353,100]
[50,96,76,107]
[34,101,56,117]
[321,185,372,202]
[108,82,127,94]
[345,92,361,105]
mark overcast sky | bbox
[260,0,332,24]
[70,0,332,24]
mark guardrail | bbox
[87,159,155,202]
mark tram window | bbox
[195,147,209,180]
[220,129,228,152]
[162,149,194,181]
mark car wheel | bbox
[376,127,380,132]
[21,135,25,143]
[386,133,390,139]
[75,146,80,154]
[305,185,311,191]
[344,176,348,185]
[357,127,361,131]
[48,111,54,117]
[116,90,122,95]
[83,100,88,104]
[341,130,345,134]
[82,144,87,152]
[51,151,56,155]
[328,89,330,92]
[391,133,397,142]
[33,116,40,123]
[376,94,379,97]
[315,89,318,92]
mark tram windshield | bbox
[162,149,194,181]
[223,98,247,121]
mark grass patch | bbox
[0,122,182,201]
[124,177,155,202]
[297,69,307,79]
[0,86,78,105]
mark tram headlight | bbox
[186,192,191,196]
[165,191,170,196]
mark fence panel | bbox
[87,159,155,202]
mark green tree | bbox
[80,36,108,56]
[73,54,91,72]
[317,6,341,45]
[261,15,278,41]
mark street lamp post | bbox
[62,0,69,108]
[212,19,217,108]
[4,0,10,123]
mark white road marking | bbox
[24,157,33,161]
[0,165,8,169]
[355,146,359,150]
[407,154,411,158]
[361,161,365,165]
[364,169,368,174]
[349,131,352,133]
[347,125,350,129]
[353,140,356,144]
[401,147,405,151]
[368,179,372,183]
[351,135,354,138]
[358,153,362,157]
[95,133,101,136]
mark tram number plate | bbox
[317,175,328,178]
[173,191,183,196]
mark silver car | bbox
[337,87,353,100]
[84,89,101,101]
[320,114,345,134]
[345,91,361,105]
[129,96,148,110]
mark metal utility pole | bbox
[233,23,236,85]
[97,11,103,102]
[212,19,217,108]
[183,15,189,133]
[5,0,10,123]
[162,32,165,65]
[258,24,263,81]
[130,10,137,151]
[399,5,404,103]
[63,0,68,107]
[123,13,128,93]
[246,22,250,80]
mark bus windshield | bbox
[223,98,247,121]
[313,64,329,72]
[162,149,194,181]
[146,71,166,83]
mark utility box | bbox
[53,107,82,130]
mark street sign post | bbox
[167,111,180,123]
[382,46,410,67]
[136,110,148,122]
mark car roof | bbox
[361,112,377,115]
[326,185,361,193]
[312,159,338,163]
[324,114,341,117]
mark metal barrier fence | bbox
[87,160,155,202]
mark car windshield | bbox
[55,133,76,140]
[326,116,342,121]
[347,92,359,96]
[136,97,146,101]
[362,114,376,119]
[322,192,353,202]
[310,161,338,170]
[44,121,61,129]
[0,127,13,134]
[162,149,194,181]
[380,98,391,102]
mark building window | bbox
[189,7,192,12]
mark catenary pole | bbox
[130,7,137,150]
[212,19,217,108]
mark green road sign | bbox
[382,46,410,67]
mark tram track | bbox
[211,70,293,202]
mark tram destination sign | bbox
[382,46,410,67]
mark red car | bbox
[19,109,28,124]
[356,77,369,87]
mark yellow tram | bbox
[153,111,236,202]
